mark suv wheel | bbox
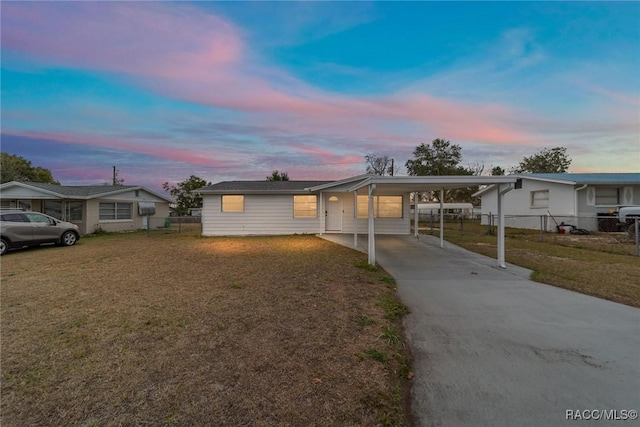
[61,231,78,247]
[0,238,8,256]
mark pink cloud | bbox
[5,131,238,168]
[2,1,539,148]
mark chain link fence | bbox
[416,214,639,256]
[143,216,202,236]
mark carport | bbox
[341,175,518,268]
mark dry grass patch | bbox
[1,233,411,426]
[429,221,640,307]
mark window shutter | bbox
[586,187,595,207]
[622,187,633,205]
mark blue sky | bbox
[1,1,638,192]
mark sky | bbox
[1,1,639,193]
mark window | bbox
[1,201,10,209]
[530,190,549,208]
[357,195,403,218]
[595,187,619,205]
[357,195,371,218]
[99,202,132,220]
[43,201,83,221]
[44,200,63,220]
[222,195,244,212]
[68,202,83,221]
[293,195,317,218]
[377,196,403,218]
[1,213,27,222]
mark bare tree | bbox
[364,153,398,176]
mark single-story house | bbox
[0,181,173,235]
[474,173,640,232]
[199,174,518,267]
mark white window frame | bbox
[594,187,620,206]
[530,190,549,208]
[221,195,244,212]
[99,202,133,221]
[357,195,403,218]
[293,195,317,218]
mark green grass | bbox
[376,293,409,320]
[380,275,396,287]
[426,220,640,308]
[364,348,388,363]
[379,326,402,347]
[355,260,378,271]
[357,315,376,327]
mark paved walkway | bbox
[320,234,640,427]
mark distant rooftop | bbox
[520,173,640,185]
[24,182,138,197]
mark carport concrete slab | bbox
[320,234,640,427]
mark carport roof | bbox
[307,174,518,193]
[199,174,519,196]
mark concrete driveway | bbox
[321,234,640,427]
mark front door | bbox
[326,196,342,232]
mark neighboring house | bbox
[474,173,640,231]
[415,203,475,220]
[0,181,173,235]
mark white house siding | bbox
[322,192,411,235]
[201,192,411,236]
[202,194,321,236]
[480,181,640,232]
[480,181,576,231]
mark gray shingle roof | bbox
[200,180,332,193]
[25,182,138,197]
[520,173,640,185]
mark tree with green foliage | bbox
[405,138,468,177]
[405,139,477,202]
[1,152,59,184]
[491,166,505,176]
[516,147,571,173]
[266,170,289,181]
[163,175,210,215]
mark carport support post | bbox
[353,191,358,248]
[319,191,324,235]
[439,189,444,249]
[368,184,376,265]
[414,192,419,237]
[497,184,512,269]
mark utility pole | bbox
[112,166,117,186]
[390,158,394,176]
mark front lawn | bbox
[1,233,411,426]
